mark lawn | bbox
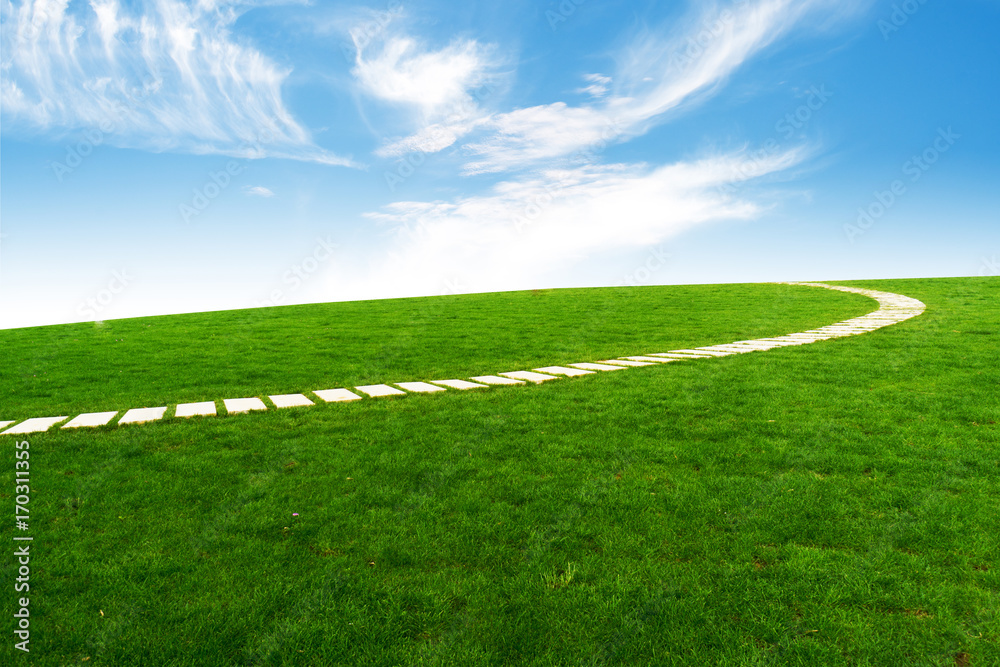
[2,278,997,665]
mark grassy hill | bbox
[2,278,998,665]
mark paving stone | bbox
[175,401,217,417]
[701,345,764,353]
[314,388,363,402]
[270,394,314,408]
[119,407,167,425]
[648,353,713,359]
[623,356,679,363]
[534,366,595,377]
[395,382,447,393]
[470,375,525,385]
[1,416,68,435]
[500,371,560,383]
[598,359,657,367]
[62,411,119,428]
[430,379,490,390]
[356,384,406,397]
[567,363,628,371]
[223,398,267,414]
[0,421,14,430]
[680,349,734,357]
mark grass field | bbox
[2,278,998,665]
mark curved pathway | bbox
[0,282,926,436]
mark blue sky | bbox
[1,0,997,329]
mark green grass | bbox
[0,282,871,420]
[2,278,998,666]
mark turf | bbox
[2,278,997,666]
[0,282,872,420]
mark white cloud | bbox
[0,0,356,167]
[406,0,867,175]
[352,34,492,121]
[350,23,502,159]
[577,73,611,99]
[243,185,275,197]
[328,146,807,300]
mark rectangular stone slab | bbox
[429,379,489,390]
[175,401,217,417]
[648,353,713,359]
[682,349,734,357]
[223,398,267,414]
[355,384,406,397]
[500,371,559,383]
[119,407,167,425]
[395,382,447,393]
[623,356,679,363]
[269,394,314,408]
[567,363,628,371]
[470,375,525,385]
[314,388,363,402]
[534,366,595,377]
[62,411,119,428]
[598,359,656,367]
[1,416,68,435]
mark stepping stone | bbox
[119,407,167,425]
[0,421,13,430]
[269,394,314,408]
[1,416,68,435]
[223,398,267,414]
[429,379,489,390]
[622,356,679,363]
[678,349,734,357]
[598,359,657,367]
[700,345,763,354]
[470,375,525,386]
[356,384,406,397]
[500,371,559,383]
[568,362,628,371]
[314,388,363,402]
[175,401,217,418]
[62,411,118,428]
[534,366,595,377]
[395,382,446,393]
[649,353,713,359]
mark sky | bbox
[0,0,997,330]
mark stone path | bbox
[0,283,926,436]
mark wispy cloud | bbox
[329,146,807,300]
[392,0,867,175]
[243,185,275,197]
[349,21,501,159]
[0,0,357,166]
